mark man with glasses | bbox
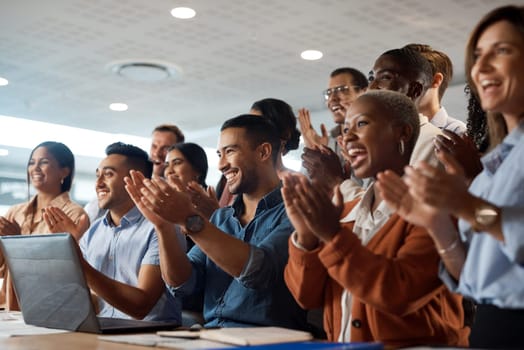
[298,68,368,193]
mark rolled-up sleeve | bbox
[235,220,293,289]
[500,206,524,263]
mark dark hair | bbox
[27,141,75,193]
[464,84,489,153]
[251,98,300,154]
[330,67,369,90]
[167,142,208,187]
[465,5,524,98]
[380,47,433,90]
[220,114,281,165]
[105,142,153,178]
[404,43,453,101]
[152,124,185,143]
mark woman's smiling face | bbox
[471,20,524,122]
[342,98,405,179]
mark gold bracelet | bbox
[437,237,460,255]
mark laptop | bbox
[0,233,180,334]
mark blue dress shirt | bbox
[440,122,524,308]
[80,206,181,322]
[169,186,308,329]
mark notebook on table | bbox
[0,233,179,334]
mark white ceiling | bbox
[0,0,516,182]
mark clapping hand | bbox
[282,173,343,245]
[186,181,220,219]
[125,170,195,226]
[42,207,89,241]
[0,216,21,236]
[434,130,482,184]
[302,145,344,195]
[297,108,329,148]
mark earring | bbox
[398,140,405,155]
[60,178,64,185]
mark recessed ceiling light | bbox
[109,103,128,112]
[0,148,8,156]
[171,7,196,19]
[106,59,182,82]
[0,77,8,86]
[300,50,323,61]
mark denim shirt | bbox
[80,206,181,322]
[439,122,524,308]
[169,186,308,329]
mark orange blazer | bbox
[285,199,469,348]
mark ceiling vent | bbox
[106,59,182,82]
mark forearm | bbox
[428,218,466,281]
[155,223,193,287]
[81,262,160,319]
[189,220,250,277]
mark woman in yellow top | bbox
[0,141,88,310]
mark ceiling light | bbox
[0,77,8,86]
[171,7,196,19]
[0,148,8,156]
[106,59,182,82]
[300,50,323,61]
[109,103,128,112]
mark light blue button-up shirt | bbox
[168,186,308,330]
[80,206,181,322]
[430,107,467,135]
[440,122,524,308]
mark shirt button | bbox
[352,319,362,328]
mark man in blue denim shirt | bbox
[126,115,308,330]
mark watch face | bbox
[186,214,204,234]
[476,207,498,226]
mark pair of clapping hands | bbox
[0,208,89,242]
[124,171,219,227]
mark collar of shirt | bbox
[340,182,393,245]
[430,106,448,129]
[481,122,523,175]
[230,184,283,218]
[102,205,142,228]
[20,192,73,233]
[418,113,430,127]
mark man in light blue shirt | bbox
[126,115,309,330]
[79,142,181,322]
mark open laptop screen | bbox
[0,234,100,331]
